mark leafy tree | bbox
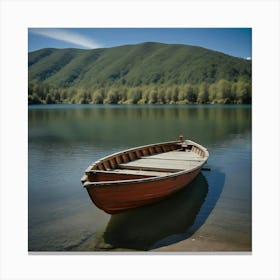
[148,88,158,104]
[91,89,104,104]
[138,88,149,104]
[216,79,232,103]
[73,89,88,104]
[54,90,61,103]
[118,86,128,103]
[37,84,46,100]
[104,88,119,104]
[208,83,218,103]
[126,88,142,104]
[28,82,35,95]
[61,89,68,101]
[46,94,54,104]
[197,82,209,104]
[171,86,179,103]
[28,94,42,104]
[165,88,172,104]
[157,88,166,104]
[236,80,251,104]
[178,86,187,103]
[231,82,237,102]
[185,84,197,103]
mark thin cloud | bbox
[30,28,101,49]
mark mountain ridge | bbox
[29,42,251,87]
[28,42,251,104]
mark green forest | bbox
[28,42,251,105]
[28,79,251,105]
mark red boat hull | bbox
[86,168,201,214]
[83,139,209,214]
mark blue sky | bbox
[28,28,252,59]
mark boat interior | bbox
[83,141,207,183]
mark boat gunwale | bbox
[83,139,209,188]
[83,164,203,187]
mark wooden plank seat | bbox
[119,157,200,172]
[141,150,204,161]
[86,168,173,177]
[112,169,173,176]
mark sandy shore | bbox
[153,234,251,252]
[153,215,251,252]
[92,227,251,253]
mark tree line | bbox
[28,79,251,105]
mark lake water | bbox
[28,104,251,252]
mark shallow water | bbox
[28,104,251,252]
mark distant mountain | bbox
[28,42,251,88]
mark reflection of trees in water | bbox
[97,171,224,251]
[29,105,251,147]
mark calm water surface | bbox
[28,105,251,252]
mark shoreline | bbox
[153,234,251,253]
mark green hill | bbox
[28,42,251,104]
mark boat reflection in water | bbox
[98,173,212,251]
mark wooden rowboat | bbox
[81,137,209,214]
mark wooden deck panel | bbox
[142,150,203,161]
[119,157,200,172]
